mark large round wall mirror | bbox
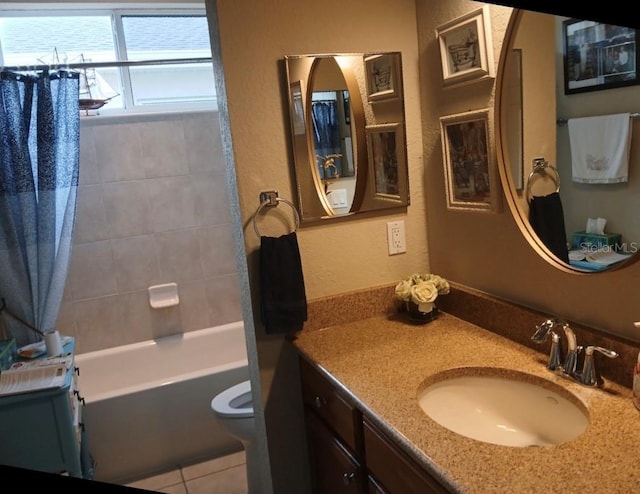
[495,9,640,273]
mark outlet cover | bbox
[387,220,406,255]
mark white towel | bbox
[568,113,632,184]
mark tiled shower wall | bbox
[57,111,243,354]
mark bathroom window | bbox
[0,8,216,114]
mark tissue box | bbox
[571,231,622,250]
[0,338,17,371]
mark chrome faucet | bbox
[531,318,618,387]
[577,345,619,387]
[531,318,563,371]
[532,318,578,374]
[558,322,580,377]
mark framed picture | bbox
[435,5,494,88]
[364,53,401,102]
[439,109,499,212]
[563,18,638,95]
[366,122,405,199]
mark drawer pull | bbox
[342,472,355,485]
[314,396,326,408]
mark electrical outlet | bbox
[387,220,406,255]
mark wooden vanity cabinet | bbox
[298,357,451,494]
[299,357,365,493]
[363,417,449,494]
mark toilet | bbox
[211,380,259,493]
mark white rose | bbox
[411,282,438,303]
[432,276,450,295]
[395,279,413,301]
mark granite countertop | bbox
[292,312,640,493]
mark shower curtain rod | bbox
[0,56,212,72]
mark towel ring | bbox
[526,158,560,203]
[252,191,300,238]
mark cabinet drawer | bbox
[363,418,450,494]
[306,408,364,494]
[299,358,360,453]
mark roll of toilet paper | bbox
[44,330,63,357]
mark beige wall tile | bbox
[68,240,117,299]
[140,120,189,178]
[102,180,153,238]
[78,125,101,186]
[184,113,224,174]
[204,274,243,325]
[176,279,211,331]
[199,225,237,277]
[191,172,232,226]
[146,176,197,232]
[75,184,110,243]
[157,229,204,283]
[73,295,124,353]
[111,235,161,292]
[95,123,145,183]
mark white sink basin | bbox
[418,368,589,447]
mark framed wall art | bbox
[366,122,406,199]
[439,108,499,212]
[563,18,638,94]
[435,5,495,88]
[364,53,401,102]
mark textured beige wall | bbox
[215,0,428,303]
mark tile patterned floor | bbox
[125,451,247,494]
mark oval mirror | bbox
[496,9,640,273]
[285,53,409,223]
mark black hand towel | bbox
[260,231,307,334]
[528,192,570,264]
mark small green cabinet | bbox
[0,339,92,478]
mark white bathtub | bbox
[75,322,250,484]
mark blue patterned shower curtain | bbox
[0,70,80,346]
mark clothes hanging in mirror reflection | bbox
[311,100,343,179]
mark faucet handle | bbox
[579,345,619,387]
[532,318,557,343]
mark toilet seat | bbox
[211,380,254,418]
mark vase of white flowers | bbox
[394,273,450,323]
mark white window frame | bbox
[0,4,216,116]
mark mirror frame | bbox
[474,1,640,30]
[284,52,409,224]
[495,9,640,274]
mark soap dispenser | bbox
[633,322,640,411]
